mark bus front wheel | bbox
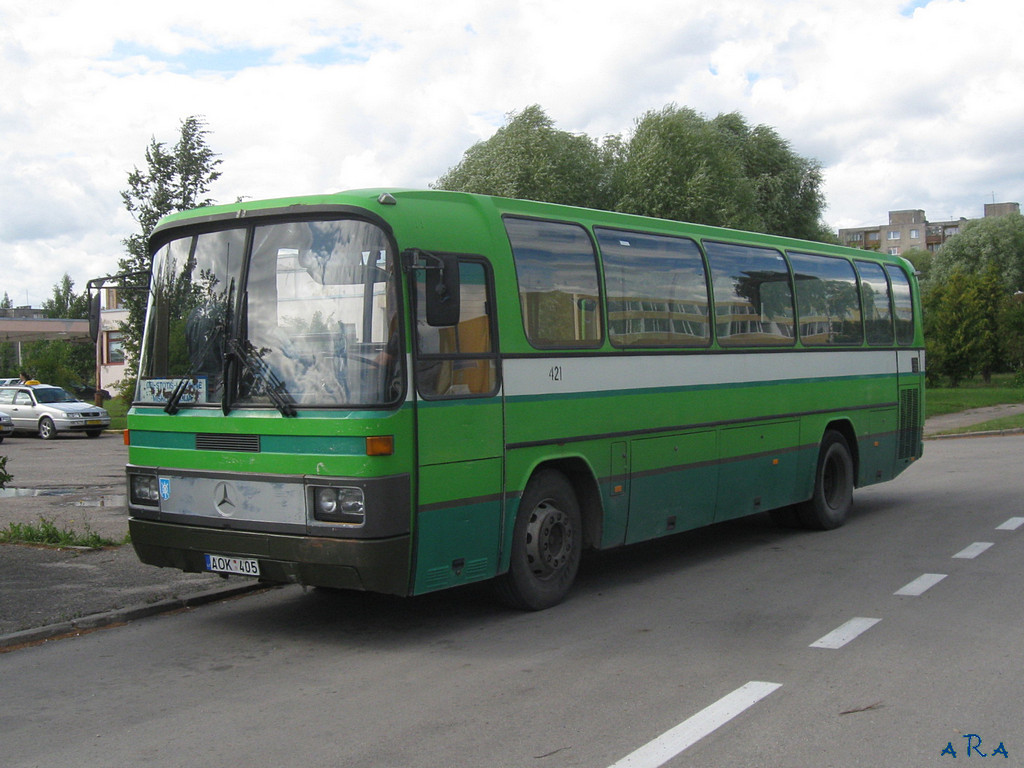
[496,469,582,611]
[796,430,854,530]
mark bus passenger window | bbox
[704,241,795,347]
[885,265,915,345]
[504,217,602,348]
[597,228,710,348]
[788,251,862,345]
[856,261,894,346]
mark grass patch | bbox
[0,517,127,549]
[933,413,1024,436]
[926,373,1024,419]
[105,397,129,431]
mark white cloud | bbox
[1,0,1023,306]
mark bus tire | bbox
[496,469,582,611]
[796,430,854,530]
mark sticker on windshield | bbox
[159,478,171,501]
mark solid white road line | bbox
[607,681,782,768]
[996,517,1024,531]
[953,542,994,559]
[810,617,882,649]
[894,573,947,596]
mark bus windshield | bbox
[137,218,402,410]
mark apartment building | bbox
[838,202,1021,256]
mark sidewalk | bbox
[0,471,265,649]
[922,403,1024,437]
[3,409,1023,649]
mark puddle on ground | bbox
[0,488,126,506]
[70,495,127,508]
[0,487,78,498]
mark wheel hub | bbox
[524,501,574,579]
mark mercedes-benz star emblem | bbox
[214,482,236,517]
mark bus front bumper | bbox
[129,518,412,596]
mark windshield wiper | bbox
[225,337,297,417]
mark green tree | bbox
[435,104,829,241]
[20,274,94,389]
[929,213,1024,292]
[42,273,89,319]
[616,106,760,230]
[433,105,612,209]
[902,247,932,283]
[117,116,222,398]
[924,269,1001,386]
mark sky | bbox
[2,0,1022,308]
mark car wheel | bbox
[38,417,57,440]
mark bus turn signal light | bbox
[366,436,394,456]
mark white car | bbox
[0,410,12,442]
[0,384,110,439]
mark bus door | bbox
[409,257,504,594]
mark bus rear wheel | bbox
[796,430,854,530]
[496,469,582,611]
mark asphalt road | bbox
[0,432,230,636]
[2,434,1023,767]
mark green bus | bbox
[126,189,924,610]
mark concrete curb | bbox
[924,427,1024,440]
[0,581,269,652]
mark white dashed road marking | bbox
[810,617,882,649]
[894,573,947,596]
[607,681,782,768]
[953,542,994,559]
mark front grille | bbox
[195,433,261,452]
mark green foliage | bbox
[0,516,124,549]
[117,116,223,397]
[18,273,94,389]
[924,268,1004,386]
[923,214,1024,387]
[929,213,1024,292]
[0,455,11,489]
[435,104,830,242]
[902,248,932,281]
[433,106,615,210]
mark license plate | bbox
[204,554,260,577]
[86,420,102,425]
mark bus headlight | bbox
[130,474,160,506]
[312,486,365,525]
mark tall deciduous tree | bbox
[435,104,830,241]
[21,273,94,389]
[433,105,614,210]
[928,213,1024,292]
[117,116,222,396]
[923,213,1024,383]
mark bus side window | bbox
[788,251,862,345]
[414,259,499,399]
[885,265,915,345]
[856,261,894,346]
[504,217,603,348]
[597,228,711,348]
[704,241,795,347]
